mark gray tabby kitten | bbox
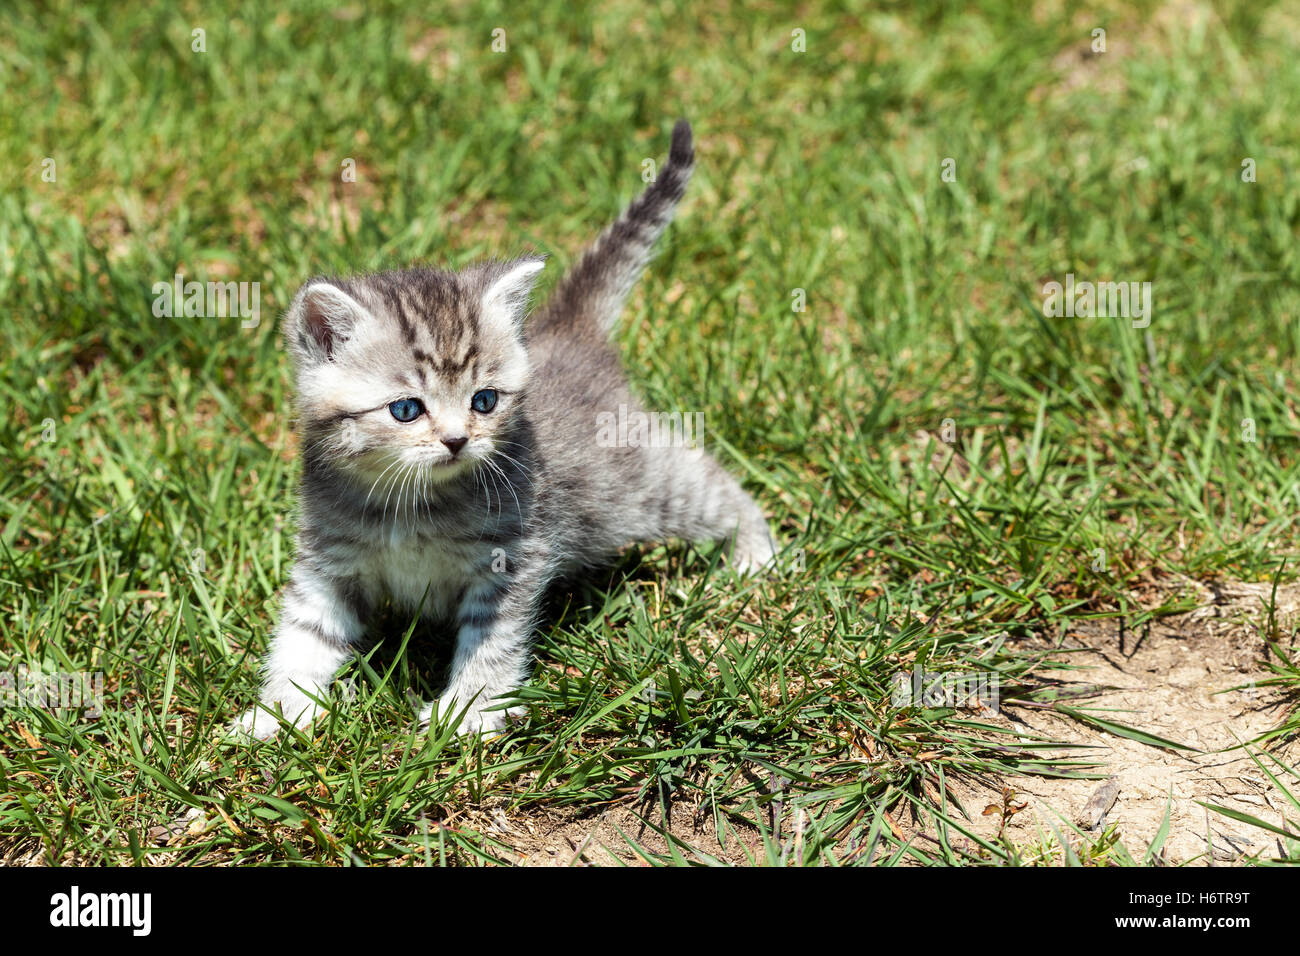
[235,120,775,739]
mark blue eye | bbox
[471,389,498,413]
[388,398,424,422]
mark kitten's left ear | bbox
[481,257,546,329]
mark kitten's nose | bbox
[442,436,468,457]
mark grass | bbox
[2,0,1300,865]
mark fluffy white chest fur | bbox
[366,530,494,620]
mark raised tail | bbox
[530,119,694,337]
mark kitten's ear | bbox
[287,280,369,363]
[481,257,546,329]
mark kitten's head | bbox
[284,258,544,492]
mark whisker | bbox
[422,463,435,523]
[381,460,410,525]
[364,454,405,509]
[480,458,495,516]
[492,448,536,479]
[483,457,523,525]
[399,462,416,526]
[470,465,490,541]
[490,442,537,475]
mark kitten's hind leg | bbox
[652,447,777,575]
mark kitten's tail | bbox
[531,119,694,337]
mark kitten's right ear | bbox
[287,281,368,363]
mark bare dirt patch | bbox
[487,579,1299,867]
[490,803,765,867]
[946,579,1299,864]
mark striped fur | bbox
[233,119,775,740]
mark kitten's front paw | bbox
[417,698,514,738]
[227,695,324,742]
[228,705,282,741]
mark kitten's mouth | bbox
[346,451,474,499]
[419,452,478,481]
[427,450,473,468]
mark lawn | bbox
[2,0,1299,865]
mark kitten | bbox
[234,120,775,739]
